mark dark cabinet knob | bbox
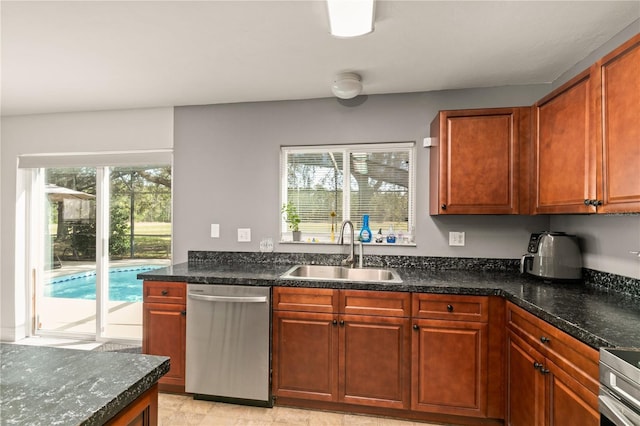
[540,367,550,374]
[441,204,447,210]
[584,199,591,205]
[533,362,543,370]
[180,310,186,316]
[161,290,169,296]
[540,336,551,344]
[339,320,345,326]
[332,319,338,326]
[446,304,454,312]
[594,200,603,206]
[413,324,419,330]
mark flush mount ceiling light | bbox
[327,0,375,38]
[331,72,363,99]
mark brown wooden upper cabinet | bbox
[594,33,640,213]
[533,33,640,214]
[430,107,530,215]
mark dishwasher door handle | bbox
[188,292,268,303]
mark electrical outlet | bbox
[260,238,274,252]
[210,224,220,238]
[449,231,465,246]
[237,228,251,242]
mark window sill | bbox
[279,240,417,247]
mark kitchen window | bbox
[280,142,415,244]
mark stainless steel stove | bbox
[600,348,640,425]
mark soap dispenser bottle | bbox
[360,215,372,243]
[386,225,396,243]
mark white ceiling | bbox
[2,1,639,116]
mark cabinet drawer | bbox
[273,287,338,313]
[506,302,599,394]
[340,290,411,317]
[412,294,489,322]
[143,281,186,304]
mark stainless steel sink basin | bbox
[280,264,402,283]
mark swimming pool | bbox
[45,265,163,302]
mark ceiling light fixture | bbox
[331,72,363,99]
[327,0,375,38]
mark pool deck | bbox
[39,259,170,341]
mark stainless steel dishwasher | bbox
[186,283,271,406]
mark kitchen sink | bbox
[279,264,402,283]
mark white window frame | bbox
[280,142,416,244]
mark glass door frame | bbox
[27,166,134,344]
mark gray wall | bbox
[173,85,551,264]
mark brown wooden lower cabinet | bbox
[340,314,411,410]
[272,310,338,401]
[506,303,599,426]
[105,384,159,426]
[272,288,411,410]
[142,281,186,393]
[412,318,488,417]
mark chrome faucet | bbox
[338,220,356,268]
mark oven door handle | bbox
[599,394,636,426]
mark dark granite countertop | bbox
[139,260,640,350]
[0,344,170,426]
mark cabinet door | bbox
[506,332,545,426]
[533,69,596,214]
[142,303,186,390]
[430,108,526,215]
[272,311,339,402]
[547,359,599,426]
[411,318,488,417]
[339,315,411,409]
[595,33,640,213]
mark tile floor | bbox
[159,393,445,426]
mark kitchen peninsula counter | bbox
[139,257,640,350]
[0,344,169,425]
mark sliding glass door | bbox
[34,164,171,342]
[38,167,98,336]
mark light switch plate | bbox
[238,228,251,242]
[449,231,465,246]
[210,224,220,238]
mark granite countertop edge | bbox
[139,262,639,350]
[0,344,171,426]
[86,357,171,426]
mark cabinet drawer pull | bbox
[413,324,419,330]
[540,336,551,344]
[446,304,454,312]
[339,320,345,326]
[161,290,169,296]
[332,319,338,326]
[533,362,543,370]
[540,367,550,374]
[180,310,186,316]
[441,204,447,210]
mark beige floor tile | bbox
[271,406,312,425]
[160,410,207,426]
[158,393,454,426]
[307,410,345,425]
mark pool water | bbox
[45,266,163,302]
